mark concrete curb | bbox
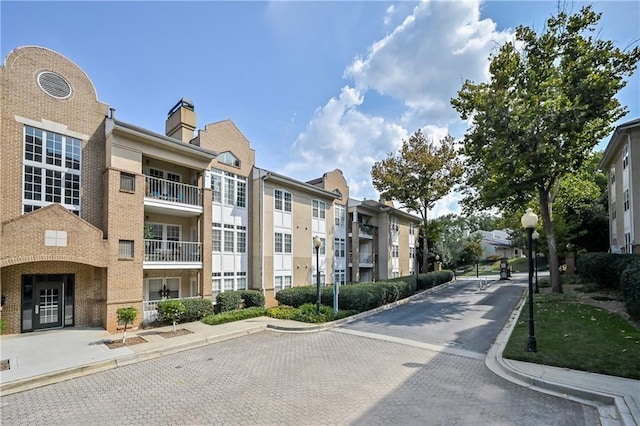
[486,286,636,426]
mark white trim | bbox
[15,115,90,140]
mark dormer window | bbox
[218,151,240,168]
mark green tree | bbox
[157,300,186,332]
[451,5,640,292]
[460,233,485,277]
[371,130,463,272]
[116,307,138,344]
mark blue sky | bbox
[2,1,638,217]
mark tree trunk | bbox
[539,188,563,293]
[422,235,428,273]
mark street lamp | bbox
[521,208,538,352]
[313,236,322,314]
[532,230,540,294]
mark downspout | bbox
[260,171,267,297]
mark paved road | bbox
[340,279,527,354]
[0,281,600,425]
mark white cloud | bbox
[284,0,514,216]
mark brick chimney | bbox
[166,98,196,142]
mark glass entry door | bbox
[33,282,63,330]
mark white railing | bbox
[359,224,375,237]
[145,175,202,206]
[142,296,200,323]
[360,253,373,264]
[144,240,201,262]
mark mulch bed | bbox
[158,328,193,338]
[104,336,147,349]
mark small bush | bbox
[0,318,6,334]
[240,290,265,308]
[157,300,186,330]
[201,307,266,325]
[537,278,551,288]
[338,283,388,312]
[275,286,317,308]
[620,259,640,320]
[180,298,215,322]
[216,291,243,312]
[266,305,298,320]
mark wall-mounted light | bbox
[1,295,6,306]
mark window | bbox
[284,192,292,212]
[274,233,283,253]
[119,240,134,258]
[212,174,222,203]
[409,222,415,236]
[274,276,283,294]
[334,204,345,226]
[624,233,632,254]
[390,217,399,232]
[237,227,247,253]
[612,201,616,220]
[284,234,292,253]
[274,190,283,211]
[313,200,326,219]
[284,275,292,289]
[224,177,235,205]
[610,168,615,185]
[224,277,234,291]
[224,227,235,252]
[274,275,292,294]
[623,190,630,211]
[23,126,82,214]
[211,169,246,208]
[212,223,222,251]
[120,172,135,192]
[392,245,399,258]
[334,238,345,257]
[218,151,240,167]
[623,145,629,169]
[320,238,326,255]
[333,270,346,286]
[237,179,246,207]
[212,274,221,300]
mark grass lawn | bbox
[503,293,640,379]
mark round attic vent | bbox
[37,71,72,99]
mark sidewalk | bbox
[1,286,638,426]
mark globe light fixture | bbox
[521,208,538,352]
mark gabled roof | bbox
[600,117,640,169]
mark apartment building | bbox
[0,47,215,334]
[0,46,420,335]
[600,117,640,255]
[348,199,421,282]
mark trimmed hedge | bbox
[180,298,215,322]
[216,290,266,312]
[275,286,317,308]
[417,271,455,290]
[201,307,266,325]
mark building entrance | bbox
[21,274,74,332]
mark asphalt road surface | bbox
[0,279,599,425]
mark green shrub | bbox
[537,278,551,288]
[0,318,6,334]
[201,307,266,325]
[417,270,454,290]
[275,286,317,308]
[266,305,298,320]
[620,259,640,320]
[216,291,243,312]
[157,300,186,331]
[387,275,417,298]
[240,290,265,308]
[180,298,215,322]
[577,253,638,290]
[338,283,387,312]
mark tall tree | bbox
[451,5,640,292]
[371,130,463,272]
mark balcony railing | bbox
[145,175,202,207]
[359,253,373,264]
[144,240,202,262]
[358,223,375,237]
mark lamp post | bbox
[532,230,539,293]
[521,208,538,352]
[313,236,321,314]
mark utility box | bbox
[500,258,510,279]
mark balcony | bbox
[144,240,202,269]
[144,176,203,215]
[358,223,375,239]
[348,252,374,268]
